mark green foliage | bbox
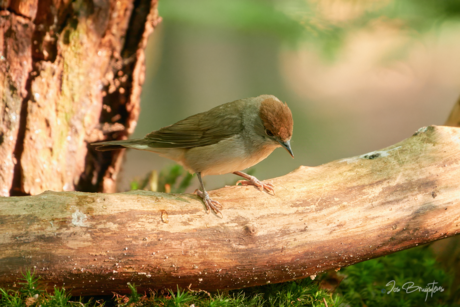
[159,0,305,44]
[41,287,73,307]
[0,270,89,306]
[130,165,194,193]
[239,277,341,307]
[380,0,460,29]
[130,164,259,193]
[168,286,195,306]
[18,270,43,298]
[159,165,195,193]
[129,180,141,191]
[337,245,454,306]
[0,271,335,306]
[158,0,460,58]
[0,288,23,307]
[125,283,141,306]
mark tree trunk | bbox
[0,0,161,197]
[1,125,460,296]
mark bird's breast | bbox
[183,135,277,176]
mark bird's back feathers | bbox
[93,99,247,151]
[143,99,246,148]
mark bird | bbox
[93,94,294,216]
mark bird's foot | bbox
[236,175,275,195]
[196,189,223,218]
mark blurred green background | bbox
[118,0,460,191]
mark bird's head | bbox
[258,96,294,158]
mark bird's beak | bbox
[279,140,294,158]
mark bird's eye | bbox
[265,129,274,137]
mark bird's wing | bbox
[144,100,246,148]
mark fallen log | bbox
[1,125,460,296]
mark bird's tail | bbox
[92,139,148,152]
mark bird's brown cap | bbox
[259,96,293,141]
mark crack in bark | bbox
[7,9,36,196]
[0,8,33,21]
[77,0,159,193]
[10,72,33,196]
[9,0,76,194]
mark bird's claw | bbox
[196,189,223,218]
[236,178,275,195]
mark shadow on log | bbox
[1,125,460,296]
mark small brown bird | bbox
[93,94,294,216]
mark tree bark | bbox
[1,125,460,296]
[0,0,161,197]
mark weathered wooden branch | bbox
[1,125,460,296]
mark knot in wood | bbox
[244,225,257,235]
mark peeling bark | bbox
[1,125,460,296]
[0,0,161,196]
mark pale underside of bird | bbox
[93,94,294,217]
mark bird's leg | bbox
[196,172,223,217]
[234,171,275,195]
